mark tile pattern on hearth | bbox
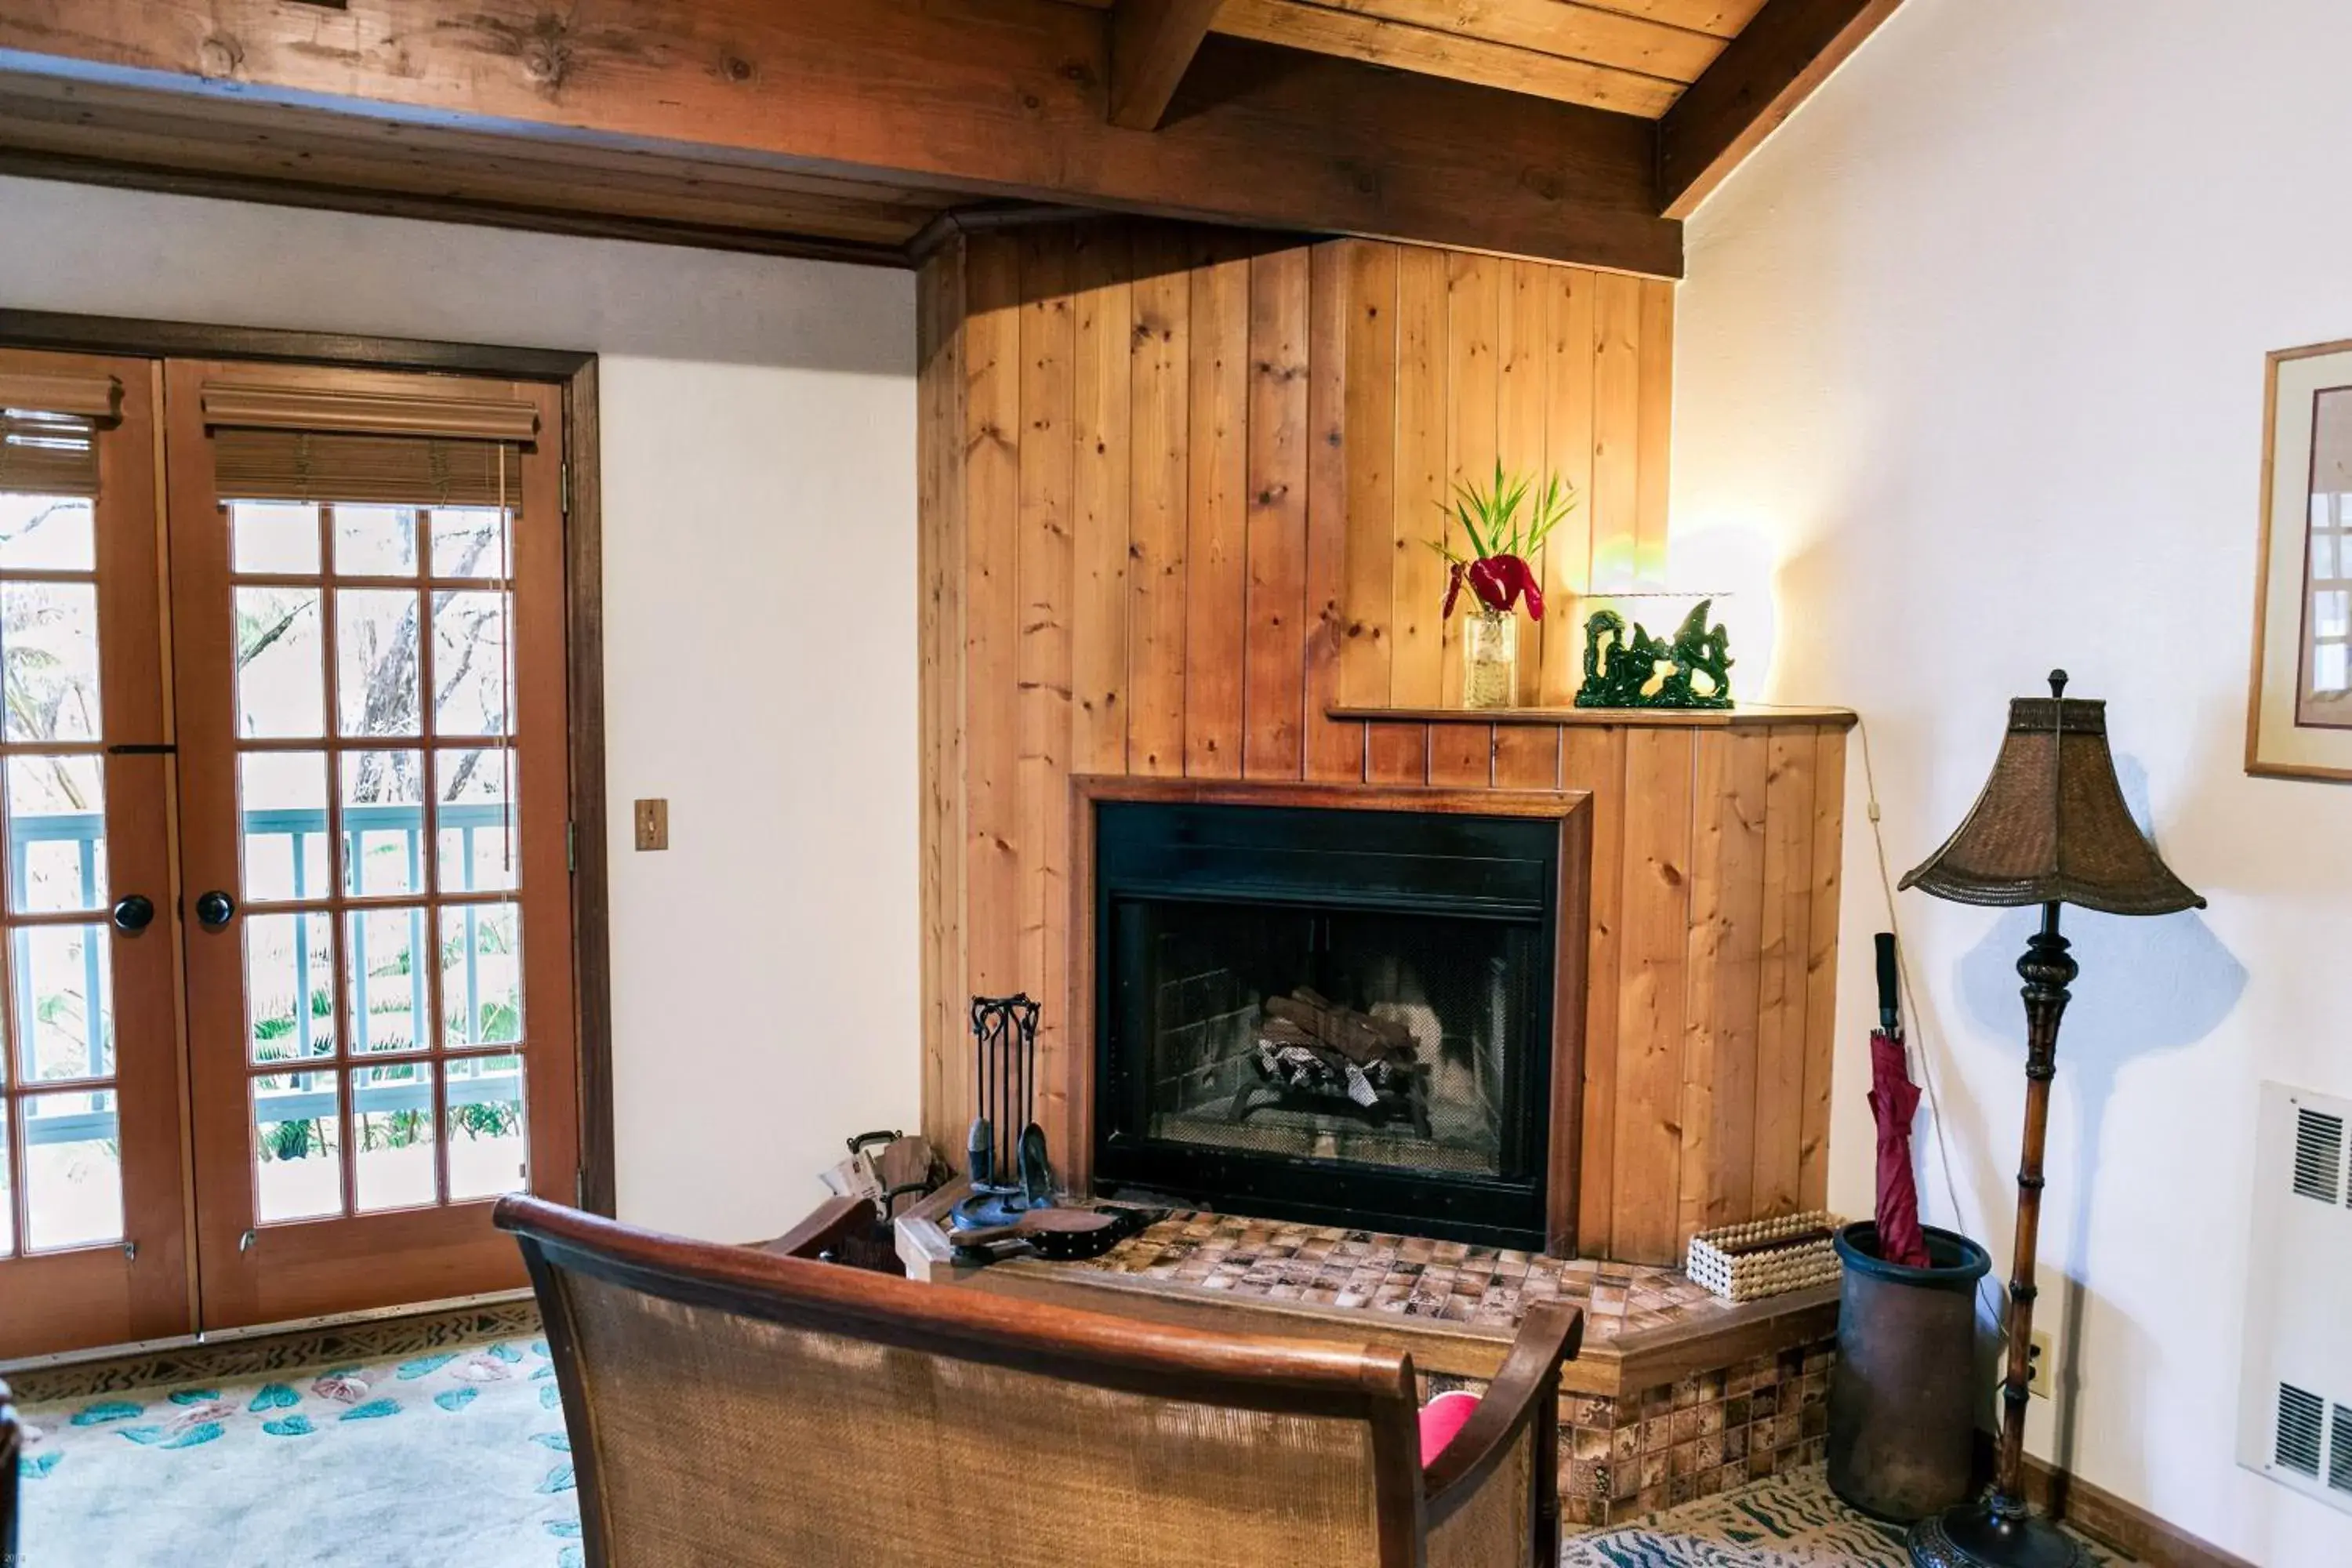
[1075,1210,1726,1341]
[1554,1338,1836,1526]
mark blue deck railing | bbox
[16,802,517,1147]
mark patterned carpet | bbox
[11,1308,580,1568]
[1562,1470,2127,1567]
[13,1312,2124,1568]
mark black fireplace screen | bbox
[1093,800,1560,1247]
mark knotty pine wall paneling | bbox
[1301,241,1359,786]
[918,221,1850,1264]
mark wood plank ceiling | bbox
[1074,0,1766,121]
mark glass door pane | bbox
[0,509,125,1252]
[216,499,532,1218]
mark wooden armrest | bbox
[1422,1300,1584,1523]
[755,1193,875,1261]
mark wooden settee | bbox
[498,1196,1581,1567]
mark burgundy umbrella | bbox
[1869,933,1929,1267]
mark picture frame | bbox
[2247,339,2352,781]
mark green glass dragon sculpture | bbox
[1573,598,1734,710]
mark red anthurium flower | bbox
[1441,561,1465,620]
[1493,554,1543,622]
[1465,556,1512,614]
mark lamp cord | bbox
[1854,714,2008,1327]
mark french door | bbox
[0,351,192,1352]
[0,350,580,1358]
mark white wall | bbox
[0,176,921,1245]
[1675,2,2352,1560]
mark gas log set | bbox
[1236,988,1432,1138]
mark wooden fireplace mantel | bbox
[1327,705,1858,731]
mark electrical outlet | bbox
[2027,1329,2053,1399]
[633,798,669,851]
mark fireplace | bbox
[1080,782,1588,1251]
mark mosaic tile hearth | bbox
[1070,1210,1835,1530]
[1550,1340,1837,1526]
[1073,1210,1730,1342]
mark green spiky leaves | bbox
[1428,460,1581,622]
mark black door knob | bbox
[111,894,155,934]
[194,890,237,930]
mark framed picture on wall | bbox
[2249,339,2352,780]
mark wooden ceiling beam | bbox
[0,71,970,263]
[0,0,1683,276]
[1109,0,1227,129]
[1656,0,1904,218]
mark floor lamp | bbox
[1900,673,2204,1568]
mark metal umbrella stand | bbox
[1829,934,1991,1523]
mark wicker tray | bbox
[1685,1211,1844,1302]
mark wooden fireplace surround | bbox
[1068,775,1594,1255]
[916,219,1857,1265]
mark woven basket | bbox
[1685,1210,1844,1302]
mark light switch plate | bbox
[633,798,669,851]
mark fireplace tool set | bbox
[955,994,1051,1231]
[951,994,1151,1261]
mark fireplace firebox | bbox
[1085,787,1582,1250]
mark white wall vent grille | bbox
[2293,1106,2345,1204]
[2238,1084,2352,1519]
[2278,1384,2325,1475]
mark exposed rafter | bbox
[1657,0,1905,218]
[1108,0,1226,129]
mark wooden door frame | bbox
[0,309,619,1219]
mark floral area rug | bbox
[13,1316,580,1568]
[1561,1464,2129,1567]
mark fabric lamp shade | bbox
[1899,674,2204,916]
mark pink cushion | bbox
[1417,1389,1480,1466]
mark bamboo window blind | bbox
[201,383,539,508]
[0,371,122,498]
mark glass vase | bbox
[1462,608,1519,710]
